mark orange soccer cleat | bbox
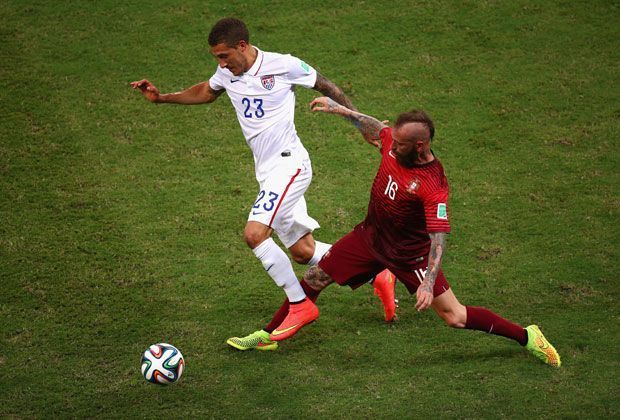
[373,269,398,322]
[269,299,319,341]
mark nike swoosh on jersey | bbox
[230,79,241,83]
[388,150,396,159]
[252,211,265,215]
[271,324,299,336]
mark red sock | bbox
[465,306,527,346]
[264,280,321,333]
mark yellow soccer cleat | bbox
[525,325,561,367]
[226,330,278,351]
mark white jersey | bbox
[209,48,317,181]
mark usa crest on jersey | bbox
[261,75,275,90]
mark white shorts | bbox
[248,158,319,248]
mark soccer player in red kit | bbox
[228,97,561,367]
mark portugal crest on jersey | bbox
[406,177,421,194]
[261,75,275,90]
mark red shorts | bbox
[318,226,450,297]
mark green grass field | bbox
[1,0,618,417]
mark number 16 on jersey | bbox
[384,175,398,200]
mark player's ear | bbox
[237,40,248,51]
[415,140,428,153]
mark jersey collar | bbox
[245,47,264,76]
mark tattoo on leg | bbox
[304,266,333,291]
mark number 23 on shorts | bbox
[252,190,280,214]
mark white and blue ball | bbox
[141,343,184,385]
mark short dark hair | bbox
[395,110,435,140]
[208,18,250,47]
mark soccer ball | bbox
[141,343,185,385]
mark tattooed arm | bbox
[309,96,387,148]
[313,73,357,111]
[415,232,447,311]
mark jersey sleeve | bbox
[208,67,225,91]
[379,127,393,156]
[283,55,317,88]
[422,189,451,233]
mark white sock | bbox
[308,240,332,266]
[252,238,306,302]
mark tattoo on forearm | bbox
[314,73,357,111]
[319,97,385,145]
[345,113,384,140]
[422,232,446,293]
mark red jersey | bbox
[359,127,451,266]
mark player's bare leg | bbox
[288,232,318,264]
[431,288,560,366]
[244,221,306,303]
[430,288,467,328]
[289,232,331,266]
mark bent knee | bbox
[244,232,263,249]
[244,227,270,249]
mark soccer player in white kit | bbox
[131,18,396,347]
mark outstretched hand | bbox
[130,79,161,103]
[310,96,384,149]
[309,96,341,114]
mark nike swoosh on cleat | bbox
[536,337,549,349]
[271,324,299,336]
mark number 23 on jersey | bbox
[242,97,264,118]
